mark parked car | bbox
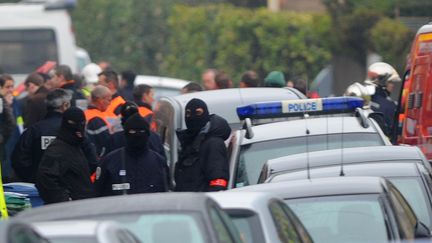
[259,145,432,230]
[15,192,243,243]
[233,176,431,242]
[230,97,391,189]
[153,87,306,183]
[208,191,312,243]
[34,220,140,243]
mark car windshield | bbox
[226,211,265,243]
[48,237,96,243]
[287,194,388,243]
[235,133,383,187]
[89,212,206,243]
[389,177,431,228]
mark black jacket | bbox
[95,147,169,196]
[175,114,231,192]
[371,87,397,136]
[12,111,98,183]
[86,106,111,157]
[109,130,166,160]
[36,138,94,204]
[61,82,87,109]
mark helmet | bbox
[81,63,102,84]
[366,62,401,86]
[344,82,372,105]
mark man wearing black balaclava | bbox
[108,101,165,159]
[95,113,168,196]
[175,98,231,192]
[36,107,94,204]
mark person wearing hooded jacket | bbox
[109,101,165,159]
[36,107,94,204]
[175,98,231,192]
[95,113,168,196]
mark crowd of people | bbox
[0,61,400,204]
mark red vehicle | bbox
[398,22,432,159]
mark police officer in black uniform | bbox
[109,101,165,159]
[95,113,168,196]
[175,98,231,192]
[12,89,98,183]
[36,107,94,204]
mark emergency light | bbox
[237,97,364,120]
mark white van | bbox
[0,0,77,82]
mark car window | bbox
[287,194,388,243]
[226,209,265,243]
[389,177,431,228]
[209,206,236,243]
[236,133,383,187]
[268,200,301,243]
[279,202,313,243]
[45,237,95,243]
[90,213,206,243]
[8,225,48,243]
[388,184,417,240]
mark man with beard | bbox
[175,98,231,192]
[95,113,168,196]
[36,107,94,204]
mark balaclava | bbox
[124,113,150,156]
[120,101,139,126]
[58,107,86,145]
[185,98,210,135]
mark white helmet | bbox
[81,63,102,84]
[366,62,401,86]
[345,82,372,105]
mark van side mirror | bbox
[415,221,431,238]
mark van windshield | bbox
[0,29,58,74]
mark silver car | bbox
[208,191,312,243]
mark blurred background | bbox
[1,0,431,96]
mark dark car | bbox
[233,176,431,242]
[259,145,432,230]
[15,192,243,243]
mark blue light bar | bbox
[237,97,364,120]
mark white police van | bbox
[229,97,392,189]
[153,87,306,186]
[0,0,78,82]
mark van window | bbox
[0,29,58,73]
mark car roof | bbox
[266,145,425,174]
[207,192,278,212]
[16,193,215,222]
[160,88,305,128]
[233,176,388,199]
[134,75,190,89]
[271,162,422,183]
[33,220,112,237]
[242,116,379,144]
[417,22,432,35]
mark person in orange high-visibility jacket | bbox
[133,84,156,131]
[84,85,112,158]
[98,70,126,133]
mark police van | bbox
[0,0,78,82]
[229,97,392,189]
[153,87,306,184]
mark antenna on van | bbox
[339,116,345,176]
[304,113,311,180]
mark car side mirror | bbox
[415,221,431,238]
